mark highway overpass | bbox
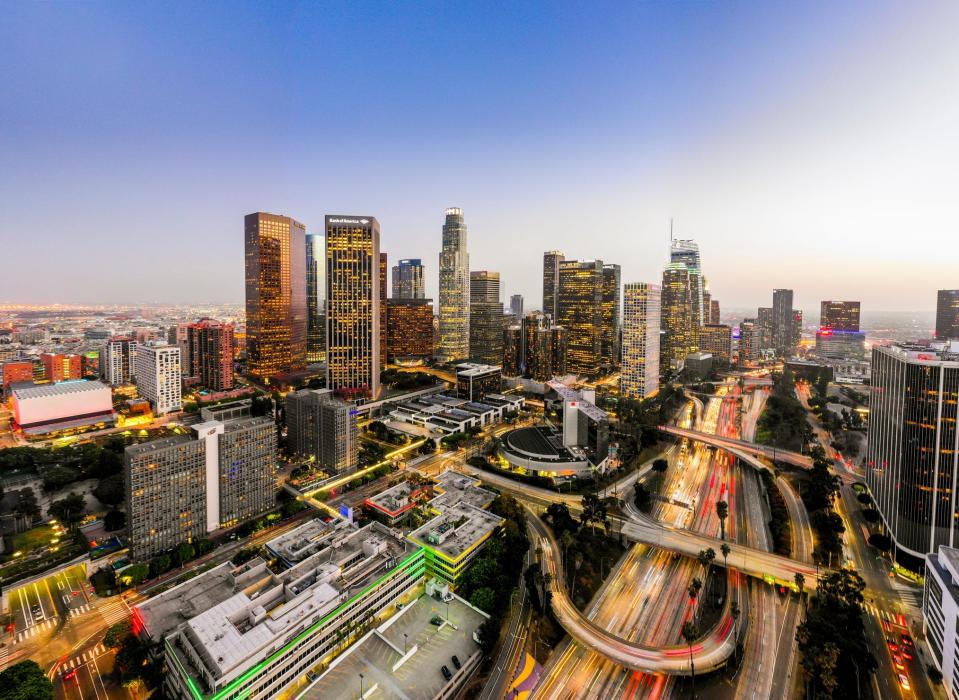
[659,425,813,468]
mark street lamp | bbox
[403,632,408,653]
[359,673,364,699]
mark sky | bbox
[1,1,957,313]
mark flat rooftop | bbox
[366,481,428,517]
[430,470,496,511]
[408,501,503,562]
[264,518,339,565]
[299,594,485,700]
[11,379,109,400]
[502,425,580,462]
[455,363,501,377]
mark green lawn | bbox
[9,524,58,555]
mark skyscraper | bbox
[866,344,959,563]
[102,335,137,386]
[326,215,381,398]
[187,318,235,391]
[469,271,504,365]
[699,324,732,362]
[772,288,795,356]
[757,307,774,350]
[621,283,661,399]
[386,299,434,359]
[670,239,703,327]
[601,263,621,367]
[503,325,522,376]
[510,294,524,319]
[710,299,721,325]
[379,252,388,372]
[521,312,567,381]
[306,232,326,363]
[660,263,693,369]
[286,388,358,473]
[542,251,565,320]
[557,259,604,375]
[820,300,861,331]
[244,212,308,380]
[134,342,182,415]
[392,259,426,299]
[936,290,959,340]
[438,208,470,363]
[739,320,761,363]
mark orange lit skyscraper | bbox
[244,212,308,380]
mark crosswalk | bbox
[13,617,57,643]
[98,598,131,627]
[890,581,924,611]
[60,644,108,672]
[66,603,93,618]
[864,603,910,629]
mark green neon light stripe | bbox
[199,548,425,700]
[165,639,204,700]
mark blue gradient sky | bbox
[1,1,957,312]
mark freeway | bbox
[658,425,813,468]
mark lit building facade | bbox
[820,300,861,332]
[437,208,470,363]
[379,252,388,371]
[710,299,720,325]
[40,353,82,383]
[455,363,501,401]
[187,319,235,391]
[2,360,34,391]
[699,324,732,362]
[621,282,661,399]
[386,298,434,359]
[521,312,567,381]
[542,250,564,321]
[102,335,137,386]
[772,288,795,356]
[326,215,381,398]
[244,212,308,380]
[601,263,621,368]
[670,239,703,327]
[135,342,182,415]
[286,388,358,473]
[866,344,959,562]
[392,258,425,299]
[922,545,959,699]
[556,259,604,375]
[305,232,326,363]
[469,270,504,365]
[738,320,761,363]
[937,290,959,341]
[661,263,693,369]
[503,325,522,376]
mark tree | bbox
[681,620,698,698]
[93,473,125,506]
[731,601,741,659]
[794,572,806,610]
[715,500,729,540]
[633,483,652,512]
[720,542,731,570]
[652,458,669,473]
[149,554,172,578]
[175,541,196,565]
[48,492,86,528]
[120,563,149,586]
[688,578,702,623]
[13,488,40,521]
[469,587,497,613]
[103,509,126,532]
[0,660,54,700]
[104,620,133,649]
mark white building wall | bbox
[135,343,182,415]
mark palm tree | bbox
[715,500,729,540]
[698,549,716,604]
[720,542,731,571]
[542,572,553,607]
[794,572,806,611]
[731,601,741,662]
[570,552,584,601]
[688,578,702,622]
[681,620,698,698]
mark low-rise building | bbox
[455,363,501,401]
[923,545,959,699]
[387,392,524,435]
[10,380,115,438]
[363,481,430,525]
[408,500,503,586]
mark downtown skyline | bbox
[2,2,959,310]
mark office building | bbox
[923,545,959,699]
[621,283,661,399]
[661,263,694,369]
[757,307,774,351]
[601,263,621,367]
[392,258,426,299]
[503,325,522,376]
[455,363,501,401]
[244,212,308,380]
[469,270,504,365]
[820,300,861,332]
[556,259,604,375]
[522,312,567,381]
[702,287,711,327]
[2,360,34,391]
[815,328,866,360]
[699,324,732,362]
[168,322,191,369]
[542,251,565,321]
[125,400,276,560]
[136,521,422,700]
[379,252,389,372]
[937,290,959,340]
[40,353,82,383]
[710,299,721,325]
[386,298,434,359]
[305,232,326,363]
[326,215,381,398]
[186,319,234,391]
[387,392,523,435]
[550,381,610,466]
[739,320,761,363]
[134,342,182,415]
[10,380,115,437]
[772,288,795,356]
[866,343,959,563]
[102,335,137,386]
[510,294,524,319]
[437,207,470,363]
[286,388,358,473]
[670,239,704,327]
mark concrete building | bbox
[938,290,959,341]
[137,521,423,700]
[820,300,861,332]
[2,360,34,392]
[815,329,866,360]
[437,208,470,363]
[10,380,115,437]
[455,363,501,401]
[102,335,137,385]
[386,298,434,360]
[601,263,621,368]
[392,258,426,299]
[757,307,774,351]
[244,212,308,380]
[135,342,182,415]
[542,251,564,321]
[738,320,761,363]
[363,481,430,525]
[923,545,959,699]
[125,400,276,560]
[621,282,661,400]
[699,324,732,362]
[709,299,720,325]
[661,262,694,369]
[326,215,381,399]
[379,252,388,373]
[286,388,358,473]
[40,353,82,383]
[510,294,524,319]
[469,270,504,365]
[556,259,604,375]
[670,239,704,327]
[521,312,567,381]
[502,325,522,376]
[305,232,326,364]
[187,319,235,391]
[772,288,795,356]
[388,392,522,435]
[866,343,959,564]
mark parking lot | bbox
[302,593,485,700]
[8,564,91,642]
